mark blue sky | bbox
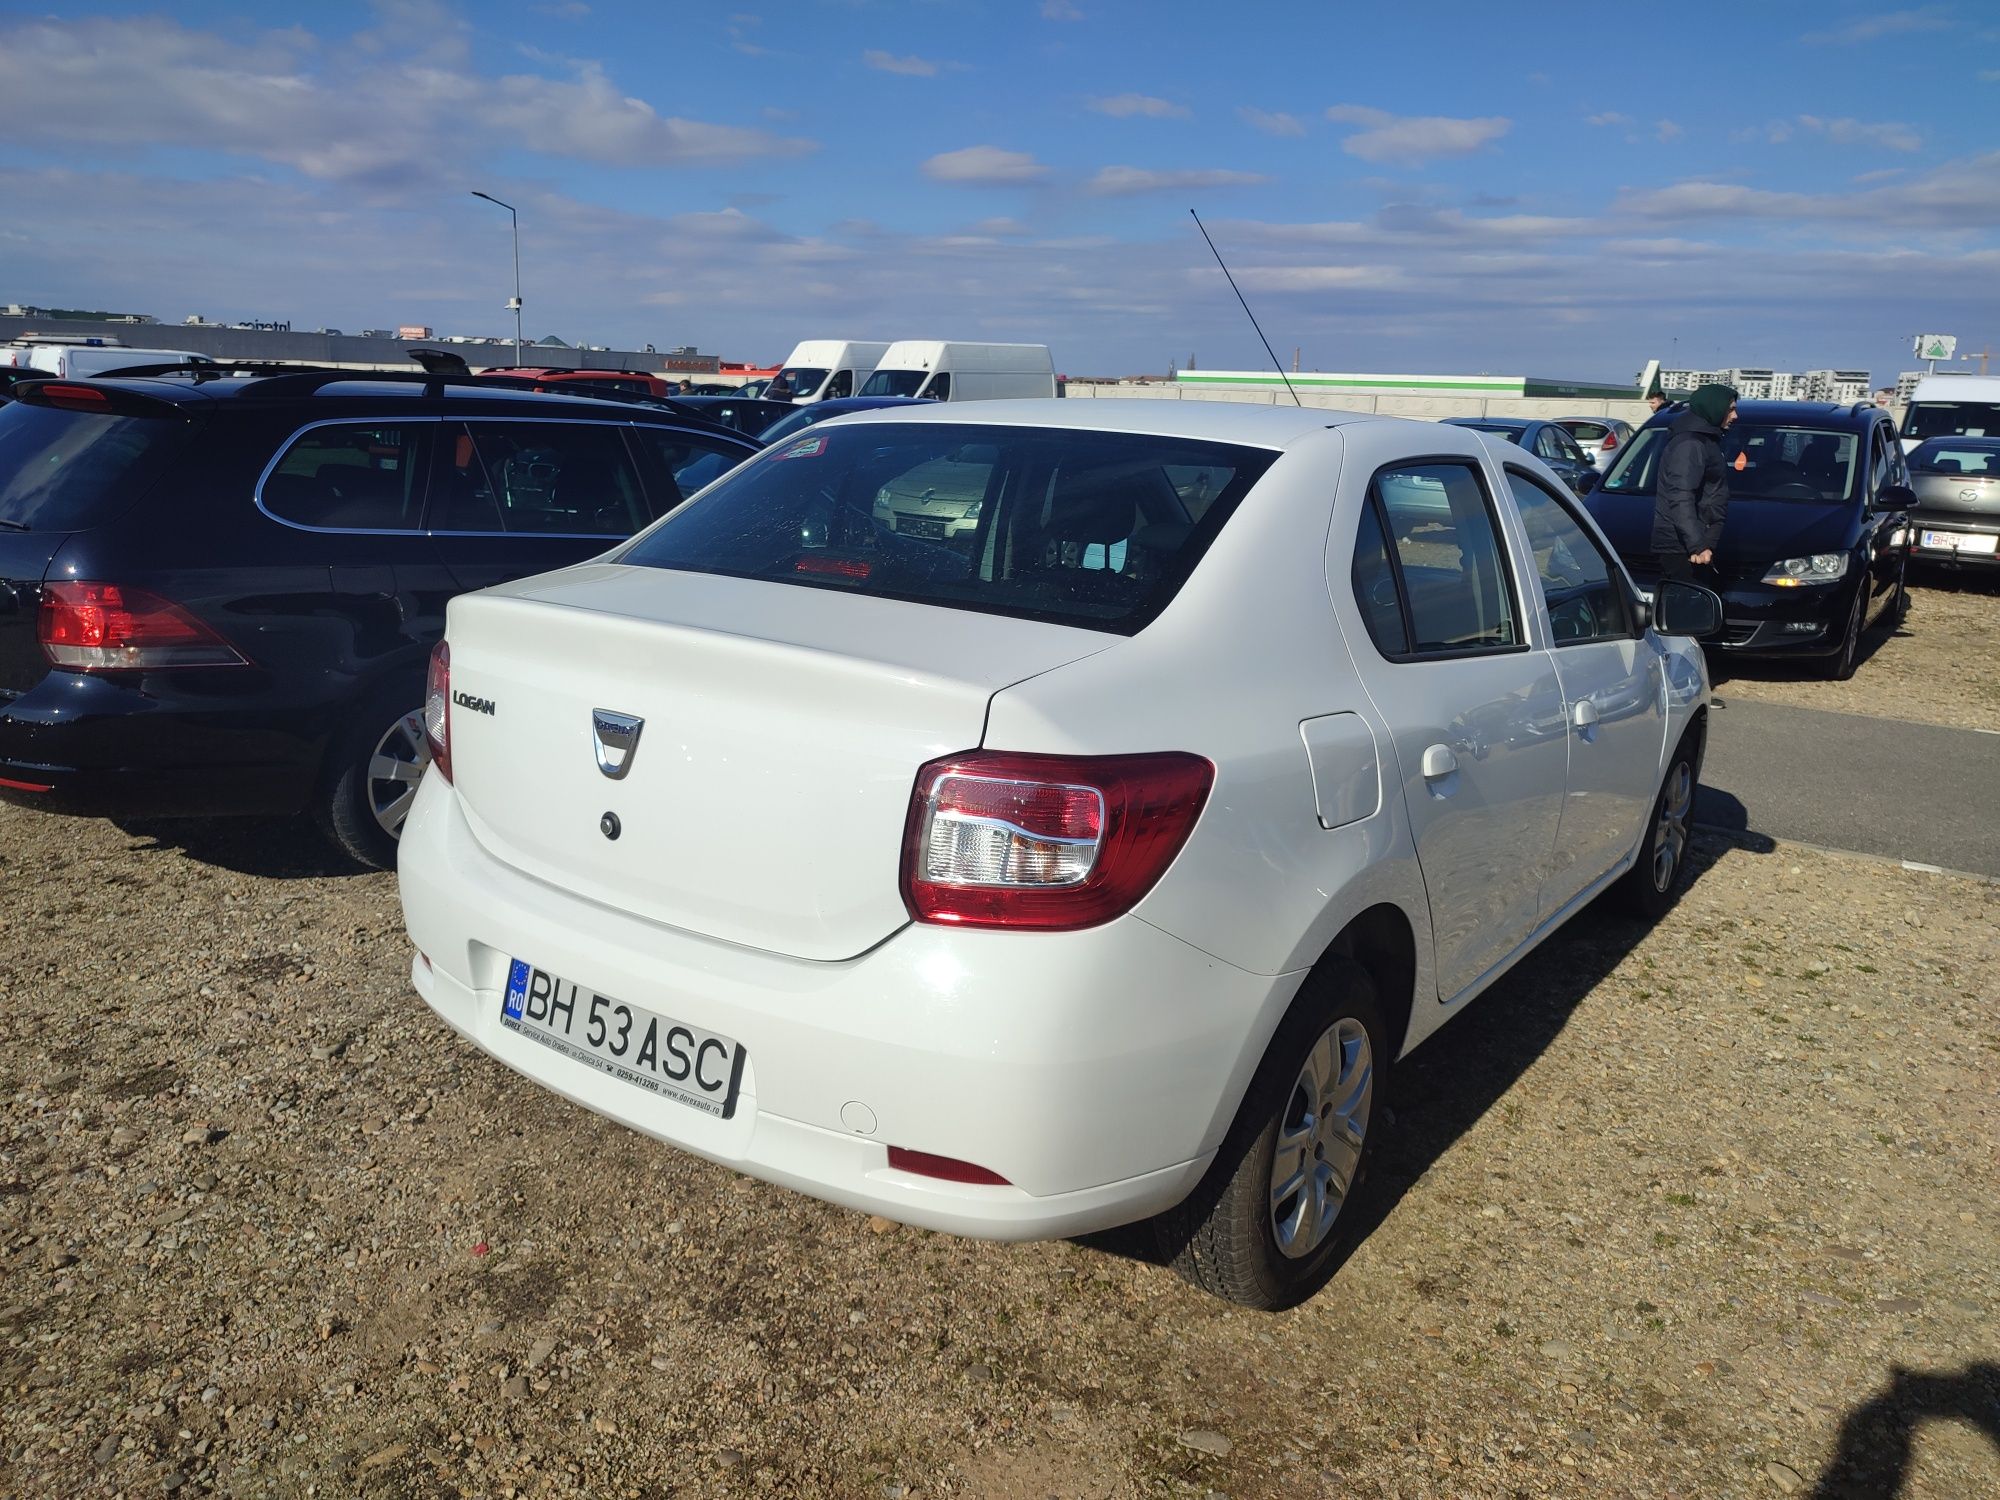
[1,0,1995,382]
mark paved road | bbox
[1696,698,2000,877]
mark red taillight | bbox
[424,640,452,784]
[38,582,246,671]
[887,1147,1010,1186]
[1600,430,1618,451]
[901,750,1213,930]
[0,776,54,793]
[794,555,872,580]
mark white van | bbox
[859,341,1056,403]
[1900,374,2000,452]
[769,340,891,403]
[4,340,216,378]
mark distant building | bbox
[1896,370,1925,404]
[1660,366,1872,404]
[1173,370,1639,400]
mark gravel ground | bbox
[1716,580,2000,732]
[1,806,1995,1499]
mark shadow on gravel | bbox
[1810,1362,2000,1499]
[1691,785,1779,851]
[1082,827,1766,1284]
[112,815,372,880]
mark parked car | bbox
[1441,417,1600,496]
[756,395,925,445]
[4,340,217,378]
[663,395,801,437]
[1898,373,2000,452]
[770,340,893,403]
[858,341,1057,402]
[1903,435,2000,570]
[398,400,1720,1309]
[1553,416,1635,470]
[1586,400,1913,679]
[0,371,759,866]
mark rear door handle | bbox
[1571,700,1599,730]
[1421,743,1458,779]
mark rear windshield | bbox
[860,369,926,398]
[1602,422,1862,504]
[1561,421,1609,442]
[1902,402,2000,441]
[1911,439,2000,477]
[0,400,195,531]
[617,422,1278,633]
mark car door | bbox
[1534,425,1593,495]
[1861,423,1911,618]
[1503,468,1666,909]
[1342,456,1568,1002]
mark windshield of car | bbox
[1912,438,2000,477]
[0,399,195,530]
[617,423,1277,633]
[775,366,828,396]
[757,406,826,445]
[1901,401,2000,441]
[859,368,926,398]
[1600,422,1862,504]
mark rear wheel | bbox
[1618,738,1697,920]
[1154,962,1386,1309]
[316,694,431,869]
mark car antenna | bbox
[1189,207,1301,408]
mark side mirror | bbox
[1874,484,1916,513]
[1652,580,1724,638]
[1575,468,1600,495]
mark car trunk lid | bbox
[444,565,1114,960]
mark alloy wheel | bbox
[1269,1017,1373,1259]
[1651,759,1693,892]
[366,709,432,839]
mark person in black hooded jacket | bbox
[1652,382,1737,582]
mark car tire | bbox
[1153,960,1388,1310]
[315,685,432,870]
[1617,735,1698,921]
[1821,588,1865,681]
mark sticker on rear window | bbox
[774,436,827,461]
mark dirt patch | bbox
[0,804,1994,1497]
[1718,580,2000,731]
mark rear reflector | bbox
[39,581,247,671]
[902,750,1213,930]
[424,640,452,784]
[887,1146,1010,1186]
[0,776,54,793]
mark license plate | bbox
[501,960,746,1119]
[1919,530,1998,555]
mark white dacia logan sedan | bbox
[398,400,1718,1308]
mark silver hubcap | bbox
[1651,760,1693,892]
[1269,1018,1373,1260]
[366,709,432,839]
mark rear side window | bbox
[430,422,647,536]
[617,422,1277,634]
[1363,461,1521,655]
[264,423,425,531]
[0,400,194,531]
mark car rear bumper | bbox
[396,773,1299,1241]
[0,671,325,818]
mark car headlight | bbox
[1761,554,1849,587]
[962,499,982,520]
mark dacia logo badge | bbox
[591,709,644,780]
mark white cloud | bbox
[1085,166,1269,196]
[1852,168,1906,184]
[972,217,1032,236]
[863,49,942,78]
[1087,93,1189,119]
[1239,107,1305,137]
[1803,6,1951,44]
[1982,69,2000,81]
[1586,111,1634,128]
[1655,119,1684,142]
[1798,114,1923,152]
[1324,104,1510,165]
[1232,265,1406,292]
[921,145,1048,184]
[1614,153,2000,229]
[1041,0,1084,18]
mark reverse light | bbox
[902,750,1213,930]
[1761,554,1850,587]
[39,582,247,671]
[424,640,452,784]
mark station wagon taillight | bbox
[39,581,247,671]
[424,640,452,783]
[901,750,1213,930]
[1600,430,1618,450]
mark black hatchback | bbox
[0,370,758,864]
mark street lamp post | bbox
[470,191,523,364]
